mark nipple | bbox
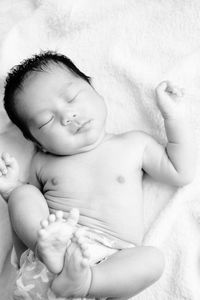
[51,177,59,186]
[116,175,125,184]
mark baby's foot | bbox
[36,208,79,274]
[51,231,91,298]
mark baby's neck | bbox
[79,131,113,154]
[40,131,113,157]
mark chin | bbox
[86,130,99,142]
[47,129,104,156]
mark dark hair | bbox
[3,50,91,141]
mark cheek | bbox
[98,97,107,116]
[44,130,74,147]
[96,102,107,124]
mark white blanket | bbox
[0,1,200,299]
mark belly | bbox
[45,189,144,245]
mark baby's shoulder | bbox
[30,149,47,172]
[118,130,154,145]
[111,131,155,163]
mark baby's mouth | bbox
[76,120,92,133]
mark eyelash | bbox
[69,90,82,102]
[38,91,81,129]
[39,116,54,129]
[68,95,77,103]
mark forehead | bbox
[15,63,82,121]
[22,63,79,94]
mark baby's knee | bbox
[8,184,38,211]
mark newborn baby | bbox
[0,51,195,299]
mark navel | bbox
[116,175,126,184]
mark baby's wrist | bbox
[162,106,186,121]
[163,114,186,122]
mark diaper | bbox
[12,226,134,300]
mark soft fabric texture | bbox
[0,1,200,299]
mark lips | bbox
[77,120,92,133]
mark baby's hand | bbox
[0,152,20,200]
[156,81,185,119]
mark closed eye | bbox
[68,90,83,103]
[68,94,77,103]
[68,97,75,103]
[39,116,54,129]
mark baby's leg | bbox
[8,184,49,251]
[89,246,165,298]
[8,184,79,272]
[37,209,79,274]
[52,244,164,299]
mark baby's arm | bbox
[142,81,196,186]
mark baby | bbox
[0,51,195,299]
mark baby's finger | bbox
[156,81,168,93]
[166,86,179,96]
[0,159,7,175]
[165,82,177,94]
[1,152,12,164]
[165,82,183,97]
[2,152,18,169]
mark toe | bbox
[72,236,77,243]
[74,227,86,239]
[40,219,49,228]
[67,208,79,226]
[55,210,64,220]
[156,81,168,93]
[48,214,56,223]
[76,236,85,244]
[82,249,90,259]
[38,228,47,237]
[80,243,88,251]
[78,240,88,253]
[81,258,89,268]
[76,238,90,259]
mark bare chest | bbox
[37,137,145,244]
[40,144,143,202]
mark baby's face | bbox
[15,63,107,155]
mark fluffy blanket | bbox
[1,1,200,299]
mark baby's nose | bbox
[62,111,78,126]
